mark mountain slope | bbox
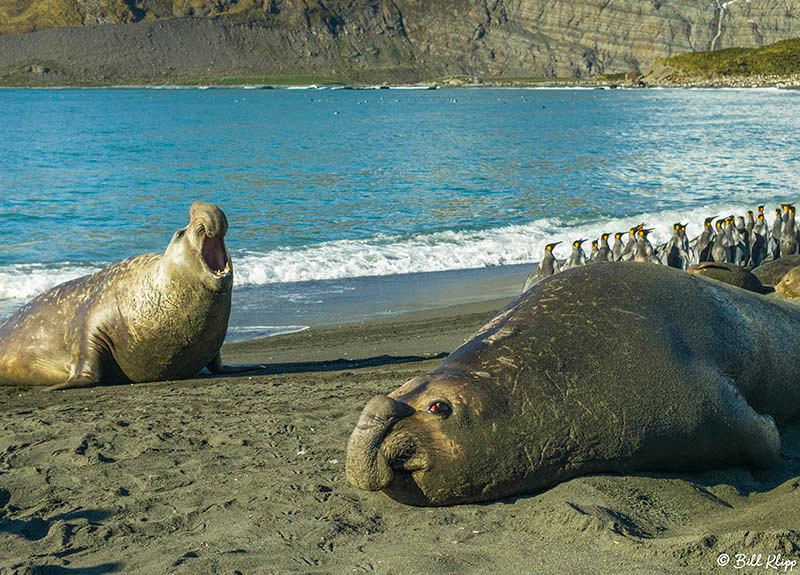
[1,0,799,85]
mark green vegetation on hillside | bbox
[0,0,265,36]
[653,37,800,78]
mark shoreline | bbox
[226,264,532,344]
[2,74,800,90]
[223,295,514,365]
[2,293,799,574]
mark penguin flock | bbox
[523,203,800,292]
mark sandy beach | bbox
[1,297,799,575]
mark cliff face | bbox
[1,0,799,84]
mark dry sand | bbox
[1,298,799,575]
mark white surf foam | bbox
[2,197,796,316]
[0,264,101,302]
[225,325,309,342]
[234,198,798,286]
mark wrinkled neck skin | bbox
[109,204,234,381]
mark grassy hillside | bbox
[0,0,265,36]
[652,37,800,78]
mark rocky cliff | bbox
[1,0,799,84]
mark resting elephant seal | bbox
[0,201,257,389]
[752,254,800,287]
[686,262,769,294]
[346,262,800,506]
[775,265,800,298]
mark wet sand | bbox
[1,298,799,574]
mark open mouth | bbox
[201,235,231,277]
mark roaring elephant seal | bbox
[686,262,769,294]
[346,262,800,506]
[752,254,800,287]
[0,201,259,390]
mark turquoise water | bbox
[2,86,799,339]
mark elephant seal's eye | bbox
[427,401,452,417]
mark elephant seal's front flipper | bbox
[206,353,266,375]
[0,201,238,388]
[44,314,122,390]
[702,376,781,470]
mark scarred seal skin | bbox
[0,201,238,389]
[346,263,799,506]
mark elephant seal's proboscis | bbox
[346,262,800,506]
[0,201,261,390]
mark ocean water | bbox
[1,86,799,340]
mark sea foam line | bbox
[234,198,792,286]
[0,263,103,302]
[1,198,795,309]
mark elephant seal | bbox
[775,265,800,298]
[686,262,769,294]
[0,201,258,389]
[346,262,800,506]
[752,255,800,287]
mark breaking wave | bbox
[2,196,795,318]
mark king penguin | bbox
[711,220,729,263]
[724,216,738,263]
[678,223,691,266]
[620,225,641,261]
[664,223,690,269]
[751,215,768,268]
[745,210,755,237]
[772,208,783,259]
[634,228,661,264]
[522,241,561,292]
[695,216,716,263]
[563,239,588,269]
[589,239,599,262]
[595,233,613,262]
[781,204,798,257]
[611,232,626,262]
[735,215,751,266]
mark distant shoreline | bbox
[1,75,799,90]
[0,77,800,91]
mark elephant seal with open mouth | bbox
[0,201,258,389]
[347,262,800,506]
